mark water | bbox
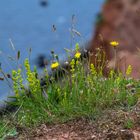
[0,0,104,105]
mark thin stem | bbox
[114,48,117,71]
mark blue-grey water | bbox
[0,0,104,105]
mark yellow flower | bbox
[51,62,59,69]
[110,41,119,47]
[75,52,81,59]
[75,43,80,51]
[126,65,132,75]
[90,64,97,75]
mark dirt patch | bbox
[14,102,140,140]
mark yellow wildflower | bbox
[51,62,59,69]
[126,65,132,75]
[70,59,75,73]
[115,77,121,85]
[90,64,97,75]
[70,59,75,66]
[75,43,80,51]
[110,41,119,48]
[75,52,81,59]
[24,59,41,94]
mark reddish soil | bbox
[89,0,140,78]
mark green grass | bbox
[124,119,134,129]
[0,44,139,138]
[0,117,17,139]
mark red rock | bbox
[89,0,140,78]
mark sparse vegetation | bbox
[0,43,139,139]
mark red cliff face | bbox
[89,0,140,78]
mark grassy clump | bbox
[0,117,17,139]
[0,43,139,138]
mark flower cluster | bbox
[126,65,132,76]
[90,64,97,76]
[75,43,80,51]
[24,58,41,95]
[70,59,75,80]
[115,76,121,86]
[109,70,115,79]
[12,69,24,97]
[74,43,81,59]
